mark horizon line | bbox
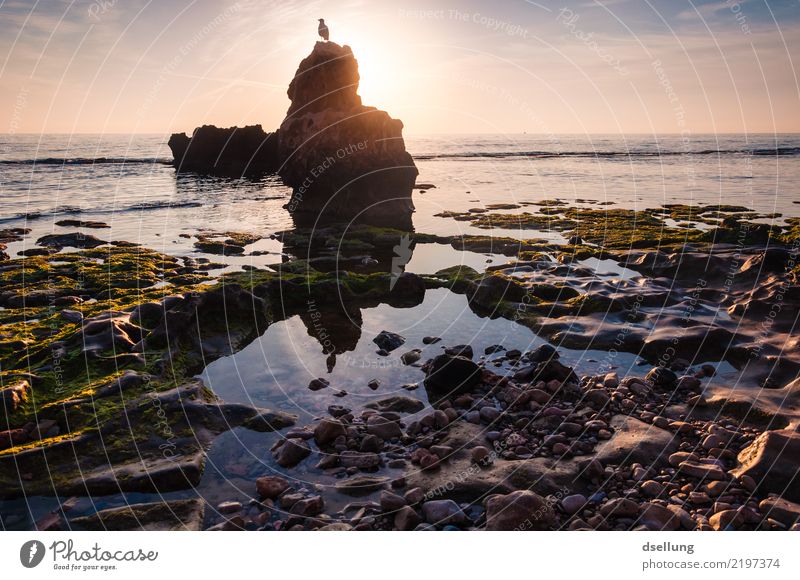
[3,131,800,137]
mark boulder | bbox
[274,438,311,467]
[485,490,555,530]
[732,429,800,501]
[759,497,800,527]
[423,354,481,401]
[593,415,678,467]
[314,418,347,446]
[278,41,417,227]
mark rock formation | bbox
[167,41,417,227]
[167,124,278,176]
[278,41,417,227]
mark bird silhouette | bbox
[318,18,329,41]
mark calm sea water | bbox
[1,133,798,255]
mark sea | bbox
[2,133,799,248]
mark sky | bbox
[0,0,798,135]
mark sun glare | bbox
[331,20,409,110]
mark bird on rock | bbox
[318,18,329,41]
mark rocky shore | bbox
[1,199,799,531]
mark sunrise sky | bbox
[1,0,798,135]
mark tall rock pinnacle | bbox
[278,41,417,228]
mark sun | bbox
[331,21,405,108]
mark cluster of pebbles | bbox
[199,342,800,531]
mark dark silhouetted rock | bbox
[37,232,107,249]
[168,124,278,176]
[424,354,481,401]
[373,330,405,352]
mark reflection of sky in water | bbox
[404,242,507,273]
[200,288,650,421]
[578,257,642,280]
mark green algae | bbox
[0,247,208,446]
[435,203,794,250]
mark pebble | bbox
[401,349,422,365]
[668,451,699,467]
[678,461,729,481]
[689,491,711,504]
[702,433,723,450]
[641,480,664,497]
[404,488,425,505]
[274,439,311,467]
[308,378,329,391]
[217,501,242,514]
[552,442,570,455]
[366,416,402,440]
[600,498,640,518]
[422,500,468,526]
[380,490,407,512]
[709,509,743,531]
[705,480,728,496]
[433,410,449,428]
[561,494,587,515]
[739,474,757,492]
[256,476,290,500]
[394,506,422,530]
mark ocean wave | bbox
[0,200,204,223]
[2,148,797,165]
[0,157,172,166]
[413,147,800,160]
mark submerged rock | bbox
[37,232,107,249]
[364,395,424,414]
[373,330,405,352]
